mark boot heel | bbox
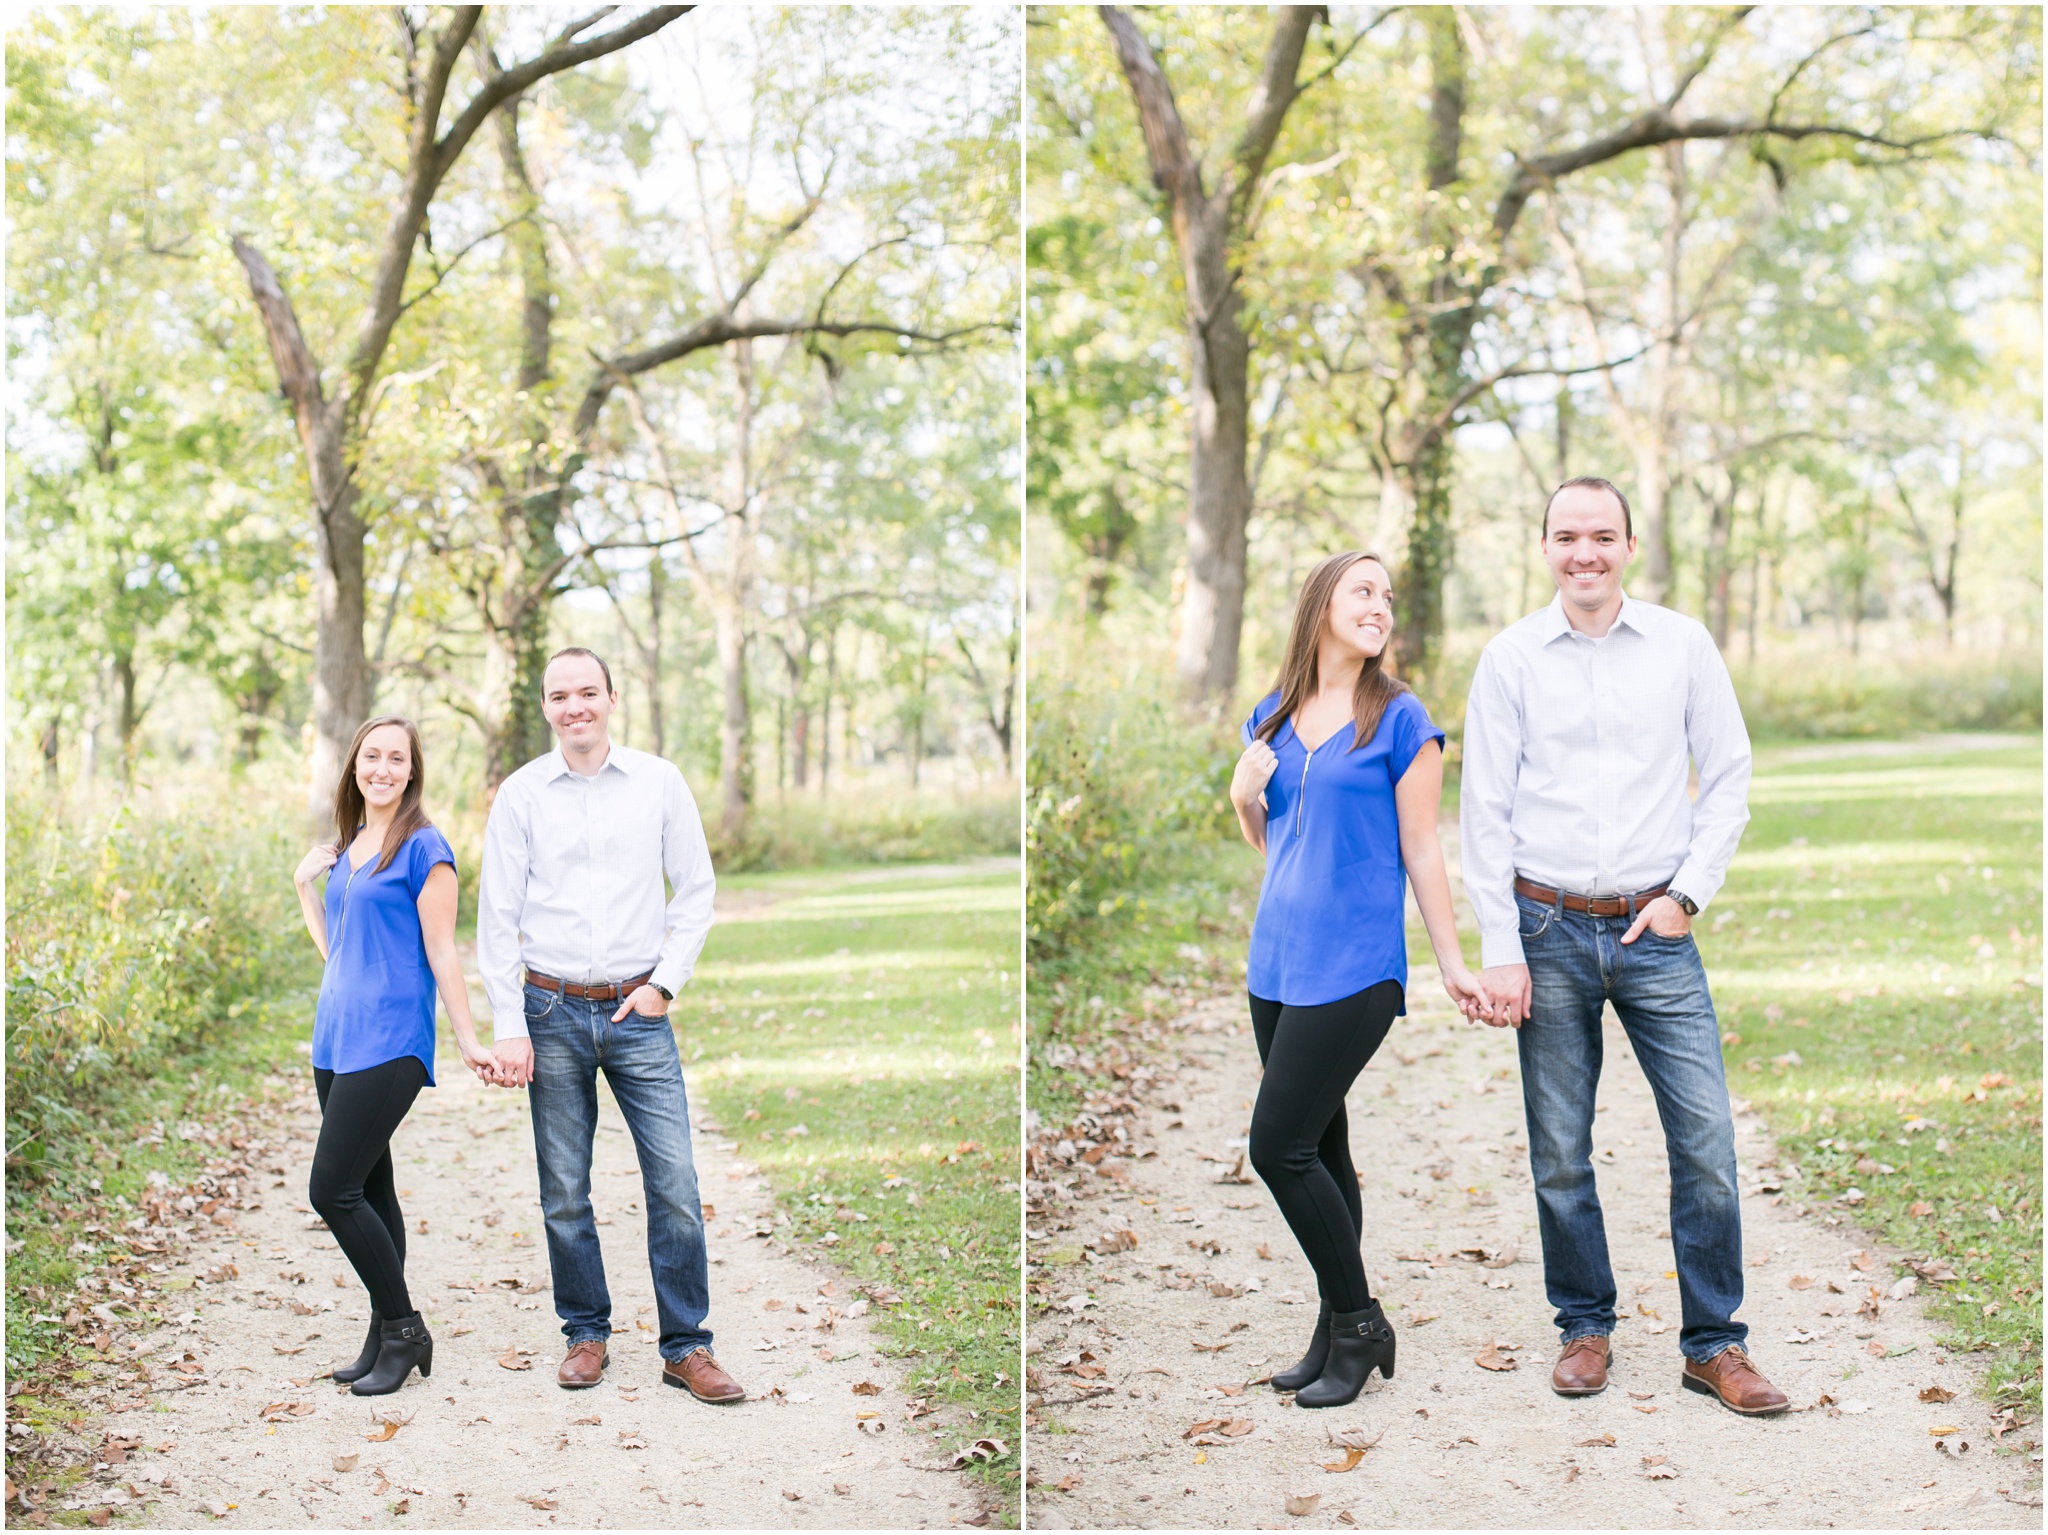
[1295,1301,1397,1409]
[420,1342,432,1379]
[1379,1340,1396,1381]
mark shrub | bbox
[1026,669,1237,967]
[709,782,1018,872]
[1732,651,2042,739]
[4,788,316,1169]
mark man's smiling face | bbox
[1543,484,1635,616]
[542,654,616,752]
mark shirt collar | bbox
[1540,590,1644,643]
[542,743,630,781]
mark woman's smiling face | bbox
[1324,557,1394,660]
[354,723,413,811]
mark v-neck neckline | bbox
[1287,715,1354,755]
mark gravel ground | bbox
[68,965,989,1529]
[1025,986,2038,1530]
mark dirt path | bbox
[67,942,983,1529]
[1025,986,2035,1530]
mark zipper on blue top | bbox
[1295,744,1314,836]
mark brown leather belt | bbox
[525,969,654,1002]
[1514,876,1669,918]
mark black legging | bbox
[1247,980,1402,1314]
[310,1056,427,1321]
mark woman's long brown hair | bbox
[331,715,432,875]
[1253,551,1411,754]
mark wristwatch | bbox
[652,983,674,1002]
[1668,891,1700,917]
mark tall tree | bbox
[1098,4,1323,702]
[231,5,688,807]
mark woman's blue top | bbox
[1242,689,1446,1008]
[312,825,455,1083]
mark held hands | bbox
[490,1037,535,1089]
[612,985,669,1024]
[1621,895,1691,945]
[457,1037,504,1087]
[1471,964,1532,1029]
[1229,739,1279,810]
[294,843,340,887]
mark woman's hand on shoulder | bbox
[294,843,340,888]
[1230,738,1279,809]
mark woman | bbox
[1228,551,1491,1409]
[292,716,496,1396]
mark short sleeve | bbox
[1243,690,1281,746]
[1385,692,1447,783]
[406,826,457,900]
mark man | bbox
[1460,477,1786,1415]
[478,647,743,1403]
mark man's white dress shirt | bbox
[477,744,716,1041]
[1460,593,1751,969]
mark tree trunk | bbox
[717,340,757,842]
[820,627,837,796]
[1100,4,1317,703]
[113,647,140,781]
[41,718,59,786]
[713,592,750,840]
[1176,208,1253,700]
[1705,476,1735,649]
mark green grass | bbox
[682,859,1022,1512]
[1702,736,2042,1423]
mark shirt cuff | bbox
[1669,860,1725,911]
[650,962,690,999]
[491,1010,530,1042]
[1480,929,1527,969]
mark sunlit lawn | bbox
[1701,737,2042,1421]
[682,859,1022,1499]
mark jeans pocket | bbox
[1517,901,1555,943]
[523,983,560,1024]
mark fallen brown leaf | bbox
[571,1416,601,1426]
[498,1348,533,1371]
[364,1423,401,1443]
[332,1455,358,1474]
[1285,1491,1321,1517]
[1190,1340,1231,1354]
[1321,1449,1365,1473]
[1787,1275,1814,1290]
[1053,1474,1081,1493]
[518,1496,558,1511]
[1474,1346,1518,1372]
[1578,1433,1616,1448]
[852,1381,882,1395]
[1919,1386,1957,1404]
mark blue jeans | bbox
[524,983,713,1361]
[1514,891,1746,1362]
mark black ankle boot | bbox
[1294,1300,1395,1408]
[1270,1304,1331,1391]
[331,1313,383,1385]
[350,1313,432,1397]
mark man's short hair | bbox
[1543,476,1633,540]
[544,646,615,696]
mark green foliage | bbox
[712,784,1018,873]
[4,788,317,1166]
[1025,661,1237,971]
[1708,739,2041,1414]
[1734,653,2043,739]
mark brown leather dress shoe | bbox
[663,1348,745,1404]
[1551,1334,1610,1396]
[1682,1345,1789,1415]
[557,1339,608,1389]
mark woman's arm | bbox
[417,863,496,1080]
[292,845,338,961]
[1393,740,1489,1019]
[1229,739,1278,855]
